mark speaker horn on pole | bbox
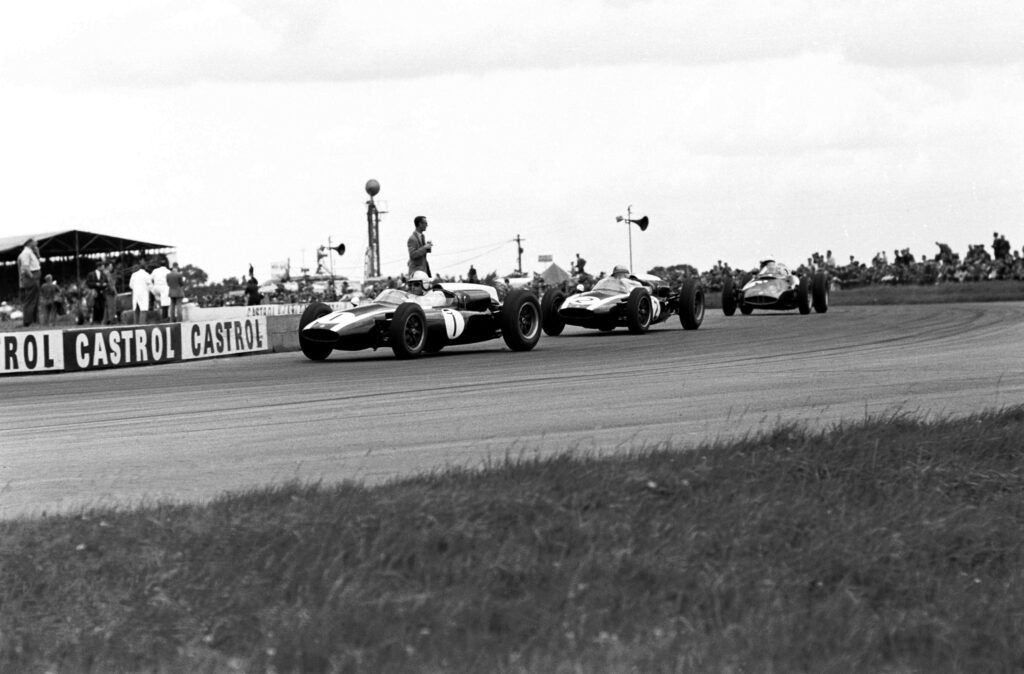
[332,243,346,255]
[629,216,649,231]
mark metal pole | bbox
[627,205,633,272]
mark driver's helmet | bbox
[611,264,630,277]
[409,270,431,288]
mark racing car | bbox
[540,270,705,336]
[721,260,828,316]
[297,283,541,360]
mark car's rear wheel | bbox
[500,289,542,351]
[679,278,705,330]
[390,303,427,358]
[626,288,653,334]
[722,276,737,316]
[812,272,829,313]
[298,302,334,361]
[797,277,811,314]
[541,288,566,336]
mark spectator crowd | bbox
[4,233,1023,327]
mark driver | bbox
[610,264,642,290]
[406,271,451,306]
[406,270,430,296]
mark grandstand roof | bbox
[0,229,173,263]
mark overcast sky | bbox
[2,1,1023,283]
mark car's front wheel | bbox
[679,279,705,330]
[722,276,737,316]
[626,288,653,334]
[812,272,829,313]
[298,302,334,361]
[797,277,811,314]
[390,302,427,358]
[541,288,566,336]
[501,290,542,351]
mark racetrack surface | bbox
[3,303,1023,519]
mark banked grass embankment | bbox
[3,407,1023,673]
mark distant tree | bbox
[180,264,208,287]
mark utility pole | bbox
[514,234,524,275]
[365,179,383,279]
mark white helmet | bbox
[410,270,430,284]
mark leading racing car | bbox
[721,260,829,316]
[298,283,541,360]
[540,269,705,335]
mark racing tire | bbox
[678,278,705,330]
[722,276,737,316]
[797,277,811,315]
[626,288,653,334]
[390,302,428,359]
[740,304,753,315]
[812,272,830,314]
[298,302,334,361]
[500,289,542,351]
[541,288,566,336]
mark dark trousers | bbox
[92,293,106,324]
[20,281,40,326]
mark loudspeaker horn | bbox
[629,216,649,231]
[332,243,346,256]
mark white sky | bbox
[2,1,1023,282]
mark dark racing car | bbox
[298,283,541,360]
[540,268,705,335]
[722,260,829,316]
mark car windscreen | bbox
[374,289,411,304]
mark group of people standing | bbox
[127,257,186,324]
[13,237,186,328]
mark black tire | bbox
[390,302,427,359]
[740,304,753,315]
[797,277,811,314]
[298,302,334,361]
[678,278,705,330]
[625,288,653,334]
[500,290,542,351]
[812,272,830,313]
[541,288,566,336]
[722,276,737,316]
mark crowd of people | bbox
[5,230,1023,328]
[8,238,185,328]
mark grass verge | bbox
[3,408,1024,673]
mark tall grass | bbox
[3,408,1024,672]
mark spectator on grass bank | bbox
[39,274,62,326]
[129,261,153,324]
[575,253,587,276]
[150,257,171,321]
[18,238,41,327]
[166,262,185,321]
[244,273,262,306]
[467,264,479,283]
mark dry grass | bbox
[3,408,1024,673]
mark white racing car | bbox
[541,271,705,335]
[722,260,829,316]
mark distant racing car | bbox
[721,260,828,316]
[298,283,541,360]
[540,271,705,335]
